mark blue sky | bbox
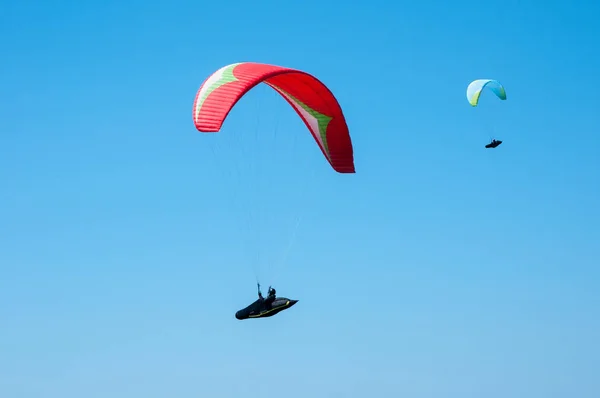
[1,0,599,397]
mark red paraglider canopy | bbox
[192,62,355,173]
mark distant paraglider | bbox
[466,79,507,148]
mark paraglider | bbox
[193,62,354,319]
[466,79,507,148]
[235,283,298,320]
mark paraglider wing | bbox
[466,79,507,107]
[192,62,355,173]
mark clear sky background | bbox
[1,0,599,397]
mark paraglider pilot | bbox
[257,283,277,308]
[266,286,276,307]
[235,283,297,320]
[485,139,502,149]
